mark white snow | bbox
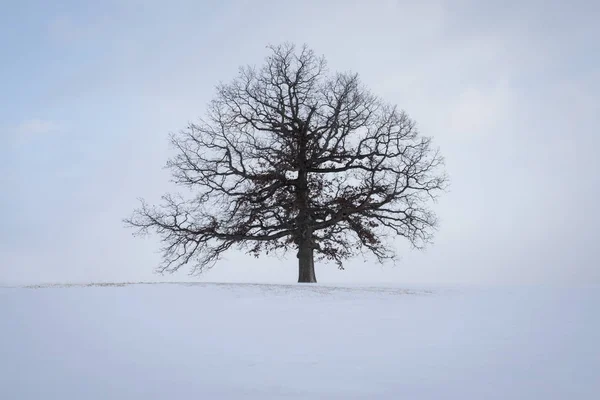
[1,283,598,399]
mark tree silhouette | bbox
[125,43,447,283]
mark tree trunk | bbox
[297,238,317,283]
[295,124,316,283]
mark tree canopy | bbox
[125,43,448,282]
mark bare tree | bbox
[125,43,447,283]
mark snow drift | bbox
[1,283,598,399]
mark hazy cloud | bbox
[15,119,62,138]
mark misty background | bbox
[1,0,598,286]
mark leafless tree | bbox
[125,43,447,283]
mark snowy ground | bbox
[1,283,598,399]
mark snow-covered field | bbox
[1,283,598,399]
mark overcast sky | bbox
[1,0,598,286]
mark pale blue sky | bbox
[1,0,599,285]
